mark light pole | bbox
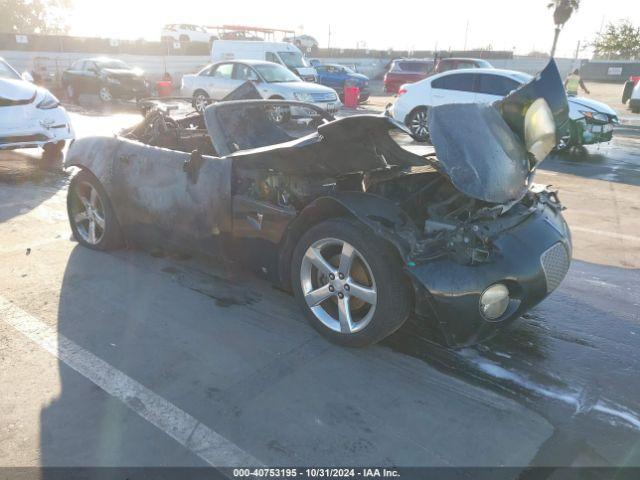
[549,0,577,58]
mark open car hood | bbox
[428,60,569,204]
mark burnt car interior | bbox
[120,65,568,271]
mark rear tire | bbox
[67,170,123,251]
[98,86,113,103]
[291,217,412,347]
[193,90,210,113]
[407,107,430,142]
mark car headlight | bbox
[479,284,510,320]
[293,92,314,102]
[36,91,60,110]
[580,110,609,123]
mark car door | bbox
[475,73,522,104]
[64,60,84,91]
[231,63,257,90]
[81,60,100,94]
[206,63,236,99]
[429,72,477,106]
[111,140,232,255]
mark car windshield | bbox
[254,63,301,83]
[278,51,308,69]
[0,60,20,80]
[96,60,130,70]
[395,61,432,73]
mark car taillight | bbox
[398,88,407,96]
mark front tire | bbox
[67,170,123,251]
[407,107,430,142]
[291,217,412,347]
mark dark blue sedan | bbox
[315,64,370,102]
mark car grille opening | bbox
[540,242,570,293]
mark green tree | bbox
[592,20,640,60]
[0,0,73,35]
[548,0,580,57]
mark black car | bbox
[62,57,149,102]
[64,61,571,348]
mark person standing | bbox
[565,68,590,96]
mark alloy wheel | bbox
[300,238,377,334]
[70,181,106,245]
[194,94,208,113]
[98,87,112,102]
[268,105,287,124]
[410,109,429,139]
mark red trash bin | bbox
[343,86,360,108]
[156,80,172,97]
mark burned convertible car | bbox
[64,61,572,347]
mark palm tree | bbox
[548,0,580,57]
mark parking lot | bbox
[1,83,640,472]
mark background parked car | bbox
[622,78,640,113]
[283,34,319,53]
[211,40,317,82]
[432,57,494,74]
[383,58,434,94]
[161,24,217,44]
[315,64,369,102]
[220,31,263,41]
[389,67,618,147]
[0,57,74,156]
[181,60,340,117]
[61,57,149,103]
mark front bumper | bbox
[107,80,149,99]
[408,202,572,347]
[291,100,341,117]
[0,105,75,150]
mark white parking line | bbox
[571,226,640,243]
[0,295,262,468]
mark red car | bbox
[432,57,494,74]
[383,59,433,94]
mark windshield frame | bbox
[0,59,21,80]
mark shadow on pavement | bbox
[0,150,68,223]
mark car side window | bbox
[234,64,259,81]
[456,61,477,69]
[476,74,520,96]
[212,63,233,79]
[431,73,475,92]
[84,61,97,72]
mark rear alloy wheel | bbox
[193,91,210,113]
[268,104,291,124]
[292,218,412,347]
[98,86,113,103]
[67,170,122,251]
[408,107,430,142]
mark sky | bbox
[67,0,640,58]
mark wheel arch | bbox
[277,192,420,291]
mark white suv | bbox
[161,24,217,44]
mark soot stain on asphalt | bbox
[161,263,262,307]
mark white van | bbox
[211,41,317,82]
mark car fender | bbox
[277,192,421,289]
[65,136,123,190]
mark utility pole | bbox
[463,20,469,51]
